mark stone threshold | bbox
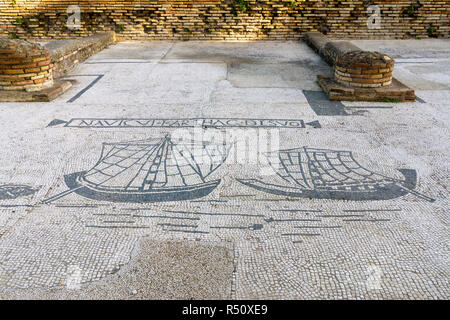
[317,75,416,102]
[0,80,72,102]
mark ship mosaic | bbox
[237,147,435,202]
[42,136,434,204]
[44,135,230,203]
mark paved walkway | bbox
[0,40,448,299]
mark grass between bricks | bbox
[378,98,401,103]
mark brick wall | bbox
[0,1,449,40]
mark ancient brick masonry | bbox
[0,40,53,92]
[307,31,416,102]
[0,1,449,40]
[334,51,394,88]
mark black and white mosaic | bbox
[0,41,448,299]
[0,185,38,201]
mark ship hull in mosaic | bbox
[236,169,417,201]
[64,171,221,203]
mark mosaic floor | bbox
[0,40,448,299]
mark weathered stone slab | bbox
[322,41,361,65]
[0,79,72,102]
[45,32,115,78]
[304,32,362,66]
[304,32,329,55]
[317,75,416,102]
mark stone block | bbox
[317,75,416,102]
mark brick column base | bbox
[0,39,53,92]
[334,51,394,89]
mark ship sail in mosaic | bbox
[237,147,435,202]
[44,136,230,203]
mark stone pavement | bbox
[0,40,448,299]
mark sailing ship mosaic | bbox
[238,147,435,202]
[42,135,434,204]
[44,135,230,203]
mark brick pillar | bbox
[334,51,394,88]
[0,39,53,92]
